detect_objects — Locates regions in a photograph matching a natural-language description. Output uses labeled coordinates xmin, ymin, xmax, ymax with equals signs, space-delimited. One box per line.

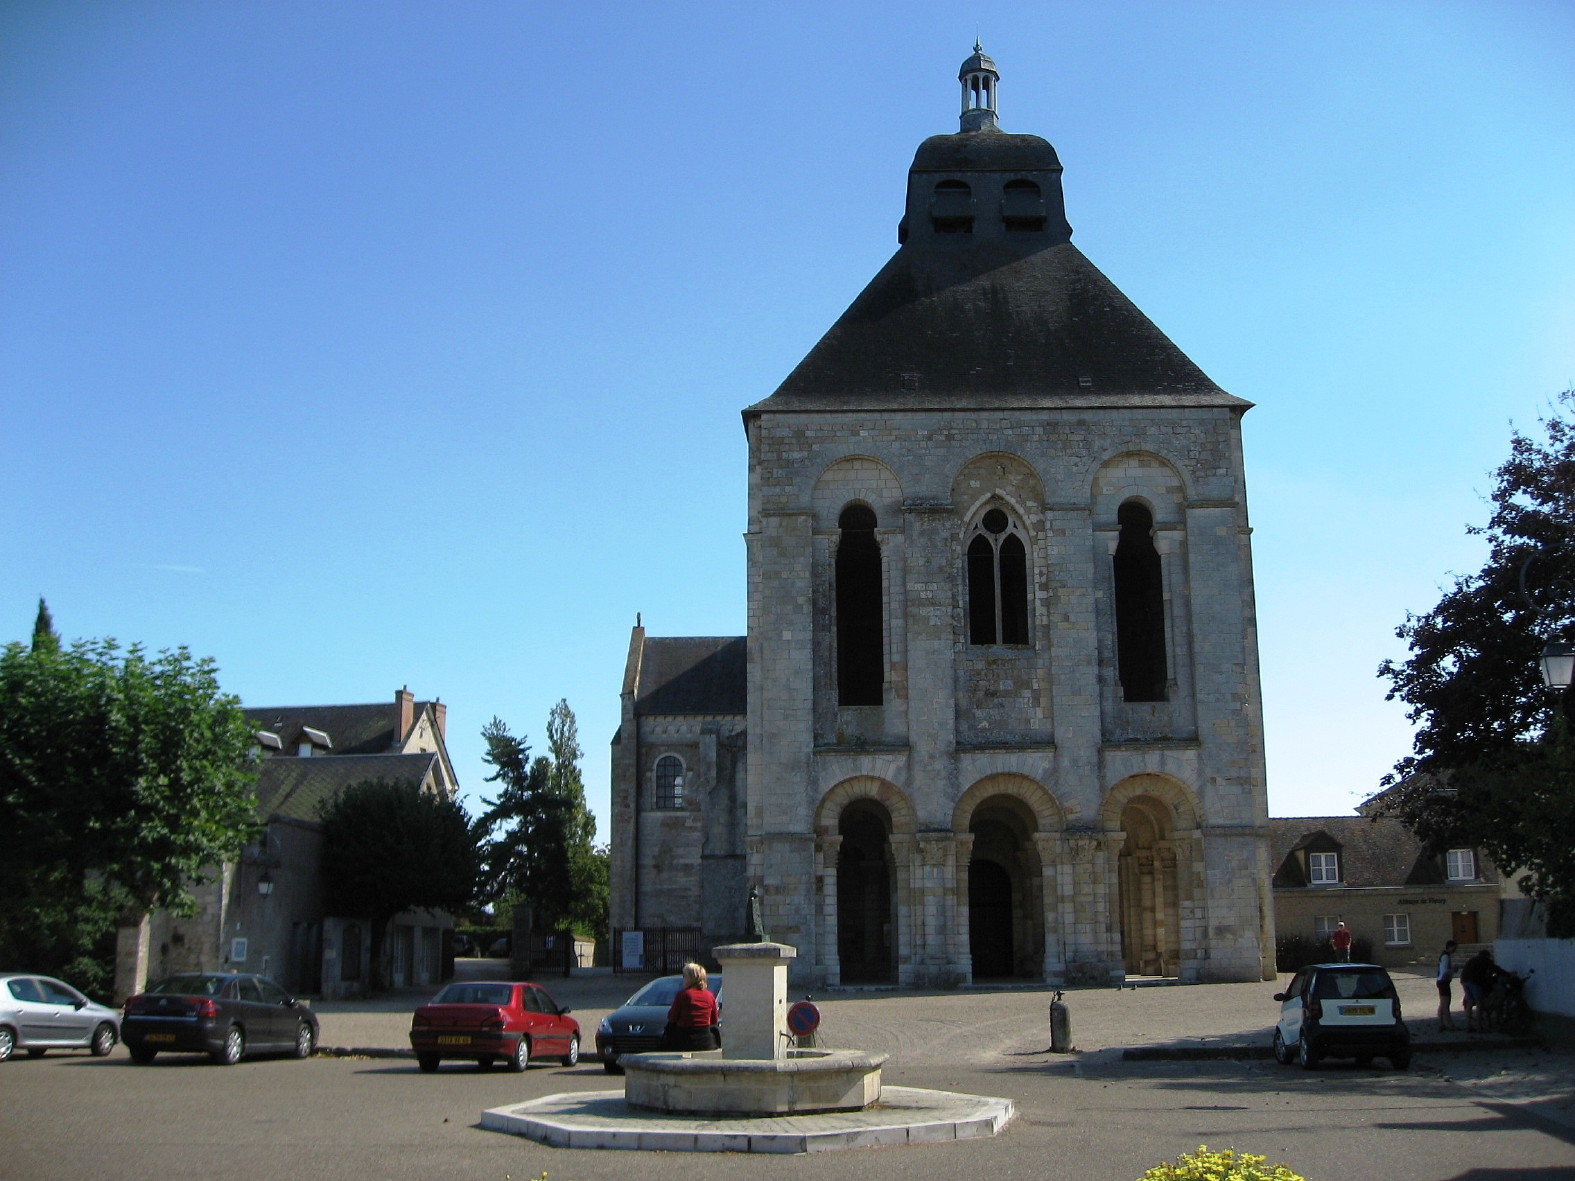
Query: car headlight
xmin=597 ymin=1018 xmax=612 ymax=1035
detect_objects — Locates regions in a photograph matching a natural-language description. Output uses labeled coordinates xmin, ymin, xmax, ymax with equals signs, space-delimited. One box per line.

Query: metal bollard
xmin=1049 ymin=989 xmax=1072 ymax=1053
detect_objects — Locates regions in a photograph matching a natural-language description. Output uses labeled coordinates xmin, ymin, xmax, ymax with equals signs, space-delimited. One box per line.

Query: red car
xmin=409 ymin=980 xmax=579 ymax=1073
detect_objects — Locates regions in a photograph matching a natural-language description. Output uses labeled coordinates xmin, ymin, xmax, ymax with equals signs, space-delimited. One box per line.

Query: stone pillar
xmin=1033 ymin=832 xmax=1065 ymax=982
xmin=113 ymin=915 xmax=152 ymax=1003
xmin=817 ymin=835 xmax=842 ymax=985
xmin=954 ymin=832 xmax=975 ymax=982
xmin=713 ymin=942 xmax=796 ymax=1061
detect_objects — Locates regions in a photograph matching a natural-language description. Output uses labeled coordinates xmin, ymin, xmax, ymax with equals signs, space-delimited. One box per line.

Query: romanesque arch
xmin=1101 ymin=774 xmax=1200 ymax=978
xmin=953 ymin=774 xmax=1060 ymax=980
xmin=815 ymin=777 xmax=915 ymax=985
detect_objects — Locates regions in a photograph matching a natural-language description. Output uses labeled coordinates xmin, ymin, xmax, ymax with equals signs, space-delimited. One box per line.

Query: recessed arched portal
xmin=966 ymin=793 xmax=1044 ymax=980
xmin=1117 ymin=795 xmax=1181 ymax=976
xmin=838 ymin=800 xmax=896 ymax=983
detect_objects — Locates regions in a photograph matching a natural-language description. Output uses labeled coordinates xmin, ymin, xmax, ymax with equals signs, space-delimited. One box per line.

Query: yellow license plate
xmin=1341 ymin=1005 xmax=1376 ymax=1017
xmin=146 ymin=1034 xmax=176 ymax=1042
xmin=436 ymin=1035 xmax=471 ymax=1045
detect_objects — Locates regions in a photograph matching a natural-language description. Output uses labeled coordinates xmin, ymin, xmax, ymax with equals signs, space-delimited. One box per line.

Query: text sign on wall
xmin=621 ymin=930 xmax=645 ymax=970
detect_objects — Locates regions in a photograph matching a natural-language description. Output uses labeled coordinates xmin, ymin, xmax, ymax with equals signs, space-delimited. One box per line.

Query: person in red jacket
xmin=1330 ymin=922 xmax=1353 ymax=962
xmin=661 ymin=962 xmax=720 ymax=1052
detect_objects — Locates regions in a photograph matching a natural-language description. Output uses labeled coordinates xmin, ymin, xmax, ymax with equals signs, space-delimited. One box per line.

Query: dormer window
xmin=1308 ymin=851 xmax=1340 ymax=884
xmin=1445 ymin=848 xmax=1476 ymax=881
xmin=1002 ymin=179 xmax=1046 ymax=232
xmin=296 ymin=726 xmax=331 ymax=758
xmin=931 ymin=180 xmax=974 ymax=234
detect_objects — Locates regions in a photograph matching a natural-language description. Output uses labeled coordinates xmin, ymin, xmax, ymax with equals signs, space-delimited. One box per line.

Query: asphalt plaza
xmin=3 ymin=966 xmax=1574 ymax=1180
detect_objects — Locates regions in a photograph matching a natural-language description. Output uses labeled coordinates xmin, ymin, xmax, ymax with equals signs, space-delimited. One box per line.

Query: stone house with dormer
xmin=114 ymin=688 xmax=461 ymax=1000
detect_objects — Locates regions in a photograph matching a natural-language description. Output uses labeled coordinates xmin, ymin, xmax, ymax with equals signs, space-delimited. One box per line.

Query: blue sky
xmin=3 ymin=2 xmax=1573 ymax=836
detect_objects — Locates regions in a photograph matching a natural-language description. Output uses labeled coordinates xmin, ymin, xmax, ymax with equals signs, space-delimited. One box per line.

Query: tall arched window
xmin=836 ymin=504 xmax=884 ymax=706
xmin=1113 ymin=501 xmax=1166 ymax=701
xmin=967 ymin=507 xmax=1029 ymax=645
xmin=654 ymin=755 xmax=684 ymax=809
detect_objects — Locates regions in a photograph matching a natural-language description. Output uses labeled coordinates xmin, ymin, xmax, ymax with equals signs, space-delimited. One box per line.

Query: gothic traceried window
xmin=967 ymin=507 xmax=1029 ymax=645
xmin=1113 ymin=500 xmax=1167 ymax=701
xmin=836 ymin=504 xmax=884 ymax=706
xmin=654 ymin=754 xmax=684 ymax=809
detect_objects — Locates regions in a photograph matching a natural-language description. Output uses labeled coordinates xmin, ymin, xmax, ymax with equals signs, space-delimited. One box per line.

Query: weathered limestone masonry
xmin=611 ymin=48 xmax=1275 ymax=987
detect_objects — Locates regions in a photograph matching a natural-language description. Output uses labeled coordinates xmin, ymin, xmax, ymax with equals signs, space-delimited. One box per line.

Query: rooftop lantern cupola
xmin=959 ymin=42 xmax=999 ymax=132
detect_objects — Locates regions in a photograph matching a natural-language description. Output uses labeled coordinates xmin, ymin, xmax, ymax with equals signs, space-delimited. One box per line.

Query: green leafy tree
xmin=317 ymin=778 xmax=480 ymax=991
xmin=0 ymin=632 xmax=258 ymax=994
xmin=478 ymin=700 xmax=605 ymax=938
xmin=1378 ymin=389 xmax=1575 ymax=932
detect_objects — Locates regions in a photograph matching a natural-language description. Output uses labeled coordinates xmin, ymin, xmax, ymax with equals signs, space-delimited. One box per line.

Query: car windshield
xmin=432 ymin=983 xmax=513 ymax=1006
xmin=147 ymin=975 xmax=226 ymax=997
xmin=1313 ymin=970 xmax=1396 ymax=1001
xmin=625 ymin=976 xmax=721 ymax=1007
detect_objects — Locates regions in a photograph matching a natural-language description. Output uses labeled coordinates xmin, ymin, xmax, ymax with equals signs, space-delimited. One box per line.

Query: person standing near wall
xmin=1436 ymin=939 xmax=1459 ymax=1032
xmin=1331 ymin=922 xmax=1353 ymax=962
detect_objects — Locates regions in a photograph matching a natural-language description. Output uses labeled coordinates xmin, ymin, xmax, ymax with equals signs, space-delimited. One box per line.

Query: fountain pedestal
xmin=621 ymin=941 xmax=887 ymax=1116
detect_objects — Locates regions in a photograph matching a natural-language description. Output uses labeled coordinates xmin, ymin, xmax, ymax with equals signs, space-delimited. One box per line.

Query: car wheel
xmin=561 ymin=1035 xmax=580 ymax=1068
xmin=91 ymin=1023 xmax=117 ymax=1057
xmin=507 ymin=1035 xmax=530 ymax=1073
xmin=1297 ymin=1031 xmax=1319 ymax=1070
xmin=603 ymin=1059 xmax=623 ymax=1074
xmin=293 ymin=1022 xmax=314 ymax=1059
xmin=1272 ymin=1029 xmax=1291 ymax=1065
xmin=0 ymin=1026 xmax=14 ymax=1062
xmin=26 ymin=1048 xmax=46 ymax=1058
xmin=129 ymin=1045 xmax=156 ymax=1065
xmin=212 ymin=1026 xmax=244 ymax=1066
xmin=1391 ymin=1047 xmax=1412 ymax=1071
xmin=416 ymin=1053 xmax=440 ymax=1073
xmin=476 ymin=1055 xmax=496 ymax=1070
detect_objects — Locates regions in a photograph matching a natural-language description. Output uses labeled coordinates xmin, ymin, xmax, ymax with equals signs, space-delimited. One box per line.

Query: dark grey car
xmin=0 ymin=973 xmax=120 ymax=1062
xmin=593 ymin=974 xmax=721 ymax=1073
xmin=122 ymin=973 xmax=318 ymax=1065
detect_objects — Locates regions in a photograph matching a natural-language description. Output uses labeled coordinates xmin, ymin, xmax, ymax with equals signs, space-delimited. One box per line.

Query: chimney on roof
xmin=396 ymin=686 xmax=414 ymax=746
xmin=431 ymin=698 xmax=446 ymax=739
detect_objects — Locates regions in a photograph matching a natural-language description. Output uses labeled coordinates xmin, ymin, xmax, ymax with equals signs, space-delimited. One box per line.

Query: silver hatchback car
xmin=0 ymin=973 xmax=121 ymax=1061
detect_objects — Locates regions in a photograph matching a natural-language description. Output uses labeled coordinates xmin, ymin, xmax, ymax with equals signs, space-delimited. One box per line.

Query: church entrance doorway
xmin=969 ymin=859 xmax=1014 ymax=977
xmin=837 ymin=801 xmax=895 ymax=983
xmin=966 ymin=795 xmax=1044 ymax=981
xmin=1117 ymin=795 xmax=1181 ymax=977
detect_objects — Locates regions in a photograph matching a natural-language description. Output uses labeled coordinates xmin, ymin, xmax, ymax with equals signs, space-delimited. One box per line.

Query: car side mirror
xmin=559 ymin=1007 xmax=572 ymax=1016
xmin=74 ymin=1000 xmax=87 ymax=1010
xmin=1272 ymin=992 xmax=1286 ymax=1002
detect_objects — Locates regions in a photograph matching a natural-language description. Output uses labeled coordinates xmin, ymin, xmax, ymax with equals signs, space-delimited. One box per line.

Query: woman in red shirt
xmin=661 ymin=962 xmax=720 ymax=1052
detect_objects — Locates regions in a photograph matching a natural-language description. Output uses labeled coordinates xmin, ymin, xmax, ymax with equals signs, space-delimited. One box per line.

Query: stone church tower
xmin=613 ymin=48 xmax=1274 ymax=986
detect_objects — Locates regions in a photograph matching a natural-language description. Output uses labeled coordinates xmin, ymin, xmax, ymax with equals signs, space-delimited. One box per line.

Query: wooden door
xmin=1451 ymin=911 xmax=1479 ymax=944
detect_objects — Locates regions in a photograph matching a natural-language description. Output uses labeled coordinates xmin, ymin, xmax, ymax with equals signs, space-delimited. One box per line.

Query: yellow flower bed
xmin=1140 ymin=1145 xmax=1306 ymax=1181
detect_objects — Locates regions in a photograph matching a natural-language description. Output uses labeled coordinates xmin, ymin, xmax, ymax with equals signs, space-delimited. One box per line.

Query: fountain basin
xmin=622 ymin=1048 xmax=887 ymax=1115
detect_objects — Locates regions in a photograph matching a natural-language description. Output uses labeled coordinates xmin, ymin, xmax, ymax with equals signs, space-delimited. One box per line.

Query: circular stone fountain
xmin=622 ymin=944 xmax=886 ymax=1115
xmin=479 ymin=940 xmax=1012 ymax=1153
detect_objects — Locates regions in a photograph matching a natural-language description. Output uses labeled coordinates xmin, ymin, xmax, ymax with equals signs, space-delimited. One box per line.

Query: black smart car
xmin=122 ymin=973 xmax=319 ymax=1065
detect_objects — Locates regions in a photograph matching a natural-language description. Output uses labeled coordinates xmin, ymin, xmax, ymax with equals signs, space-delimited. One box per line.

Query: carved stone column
xmin=817 ymin=834 xmax=843 ymax=986
xmin=1033 ymin=832 xmax=1064 ymax=982
xmin=954 ymin=832 xmax=976 ymax=982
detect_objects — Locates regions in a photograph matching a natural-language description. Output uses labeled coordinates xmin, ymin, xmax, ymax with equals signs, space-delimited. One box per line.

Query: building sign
xmin=621 ymin=930 xmax=644 ymax=970
xmin=1396 ymin=898 xmax=1448 ymax=906
xmin=230 ymin=937 xmax=248 ymax=963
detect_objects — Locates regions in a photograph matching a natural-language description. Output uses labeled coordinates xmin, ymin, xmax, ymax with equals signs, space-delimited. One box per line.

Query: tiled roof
xmin=244 ymin=704 xmax=397 ymax=754
xmin=635 ymin=637 xmax=747 ymax=716
xmin=255 ymin=753 xmax=439 ymax=823
xmin=1269 ymin=816 xmax=1499 ymax=889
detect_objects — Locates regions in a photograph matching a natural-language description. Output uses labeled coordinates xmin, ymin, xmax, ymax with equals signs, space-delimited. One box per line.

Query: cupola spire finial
xmin=958 ymin=43 xmax=1000 ymax=132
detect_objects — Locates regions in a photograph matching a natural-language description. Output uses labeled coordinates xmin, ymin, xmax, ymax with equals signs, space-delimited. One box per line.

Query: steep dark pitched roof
xmin=243 ymin=703 xmax=415 ymax=755
xmin=634 ymin=637 xmax=746 ymax=716
xmin=1269 ymin=816 xmax=1499 ymax=889
xmin=750 ymin=241 xmax=1241 ymax=414
xmin=255 ymin=752 xmax=439 ymax=824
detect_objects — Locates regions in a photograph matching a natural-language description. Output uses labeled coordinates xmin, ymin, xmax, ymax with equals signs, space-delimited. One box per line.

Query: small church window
xmin=1113 ymin=500 xmax=1167 ymax=701
xmin=654 ymin=755 xmax=684 ymax=809
xmin=931 ymin=180 xmax=974 ymax=235
xmin=836 ymin=504 xmax=884 ymax=706
xmin=966 ymin=507 xmax=1030 ymax=645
